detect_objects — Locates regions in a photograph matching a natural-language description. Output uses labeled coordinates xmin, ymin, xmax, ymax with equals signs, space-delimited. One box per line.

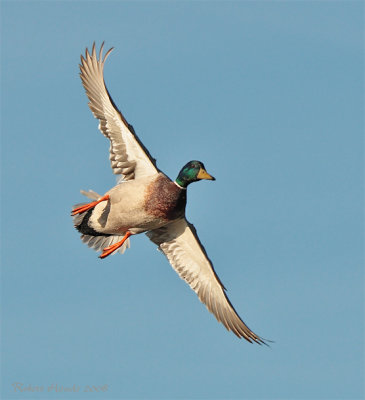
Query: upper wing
xmin=146 ymin=218 xmax=267 ymax=344
xmin=79 ymin=43 xmax=159 ymax=181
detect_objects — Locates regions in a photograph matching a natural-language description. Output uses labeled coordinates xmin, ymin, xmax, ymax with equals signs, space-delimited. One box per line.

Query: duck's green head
xmin=175 ymin=161 xmax=215 ymax=188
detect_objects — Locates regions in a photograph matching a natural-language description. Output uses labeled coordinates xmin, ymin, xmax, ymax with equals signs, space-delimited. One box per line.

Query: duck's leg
xmin=99 ymin=231 xmax=132 ymax=259
xmin=71 ymin=194 xmax=110 ymax=216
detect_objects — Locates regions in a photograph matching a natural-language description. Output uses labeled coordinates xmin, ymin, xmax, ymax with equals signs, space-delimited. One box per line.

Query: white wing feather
xmin=79 ymin=43 xmax=159 ymax=180
xmin=147 ymin=219 xmax=266 ymax=344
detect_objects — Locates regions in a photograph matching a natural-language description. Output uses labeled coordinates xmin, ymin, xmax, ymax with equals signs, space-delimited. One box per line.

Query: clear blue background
xmin=1 ymin=1 xmax=364 ymax=399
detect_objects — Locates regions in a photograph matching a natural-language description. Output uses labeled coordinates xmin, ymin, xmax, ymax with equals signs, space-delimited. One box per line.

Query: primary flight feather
xmin=72 ymin=43 xmax=266 ymax=344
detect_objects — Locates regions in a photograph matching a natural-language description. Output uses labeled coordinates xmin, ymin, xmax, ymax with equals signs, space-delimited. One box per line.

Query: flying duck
xmin=72 ymin=43 xmax=266 ymax=344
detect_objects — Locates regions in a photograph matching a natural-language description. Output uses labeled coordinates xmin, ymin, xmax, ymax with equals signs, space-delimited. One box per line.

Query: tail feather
xmin=81 ymin=232 xmax=130 ymax=255
xmin=80 ymin=189 xmax=101 ymax=200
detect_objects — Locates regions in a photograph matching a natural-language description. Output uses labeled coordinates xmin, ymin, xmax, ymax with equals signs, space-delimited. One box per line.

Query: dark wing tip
xmin=81 ymin=42 xmax=114 ymax=64
xmin=92 ymin=42 xmax=97 ymax=58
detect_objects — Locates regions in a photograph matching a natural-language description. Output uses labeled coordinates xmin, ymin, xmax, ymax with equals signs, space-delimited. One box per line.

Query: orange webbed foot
xmin=71 ymin=194 xmax=110 ymax=216
xmin=99 ymin=231 xmax=132 ymax=259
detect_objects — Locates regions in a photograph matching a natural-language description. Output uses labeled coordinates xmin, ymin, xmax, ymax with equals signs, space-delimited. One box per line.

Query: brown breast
xmin=144 ymin=174 xmax=187 ymax=221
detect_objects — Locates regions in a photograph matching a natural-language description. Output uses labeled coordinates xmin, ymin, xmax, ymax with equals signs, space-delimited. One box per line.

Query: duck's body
xmin=75 ymin=173 xmax=186 ymax=236
xmin=71 ymin=43 xmax=268 ymax=344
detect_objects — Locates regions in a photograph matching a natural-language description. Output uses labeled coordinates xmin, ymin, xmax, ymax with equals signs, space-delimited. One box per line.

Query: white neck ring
xmin=174 ymin=181 xmax=187 ymax=190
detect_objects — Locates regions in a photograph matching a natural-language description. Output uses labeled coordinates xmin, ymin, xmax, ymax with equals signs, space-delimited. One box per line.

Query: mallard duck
xmin=72 ymin=43 xmax=266 ymax=344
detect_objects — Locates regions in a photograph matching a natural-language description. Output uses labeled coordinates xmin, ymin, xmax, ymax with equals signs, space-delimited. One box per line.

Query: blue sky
xmin=1 ymin=1 xmax=364 ymax=399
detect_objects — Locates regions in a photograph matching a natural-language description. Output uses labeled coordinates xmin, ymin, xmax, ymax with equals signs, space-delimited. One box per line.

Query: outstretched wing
xmin=146 ymin=218 xmax=267 ymax=344
xmin=79 ymin=43 xmax=159 ymax=181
